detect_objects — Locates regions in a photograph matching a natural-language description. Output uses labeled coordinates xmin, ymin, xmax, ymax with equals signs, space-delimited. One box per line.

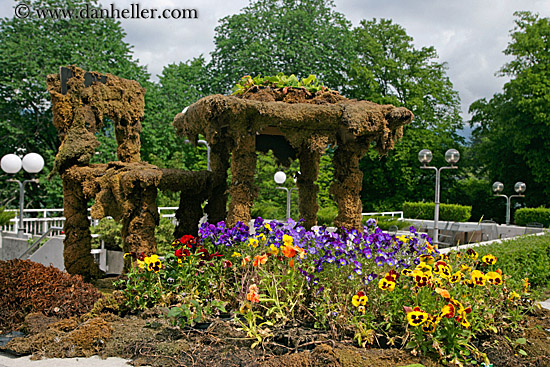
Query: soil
xmin=2 ymin=288 xmax=550 ymax=367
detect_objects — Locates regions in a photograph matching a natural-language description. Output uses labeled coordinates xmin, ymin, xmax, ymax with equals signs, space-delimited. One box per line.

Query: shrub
xmin=0 ymin=206 xmax=15 ymax=226
xmin=475 ymin=233 xmax=550 ymax=291
xmin=403 ymin=201 xmax=471 ymax=222
xmin=0 ymin=259 xmax=103 ymax=333
xmin=90 ymin=217 xmax=122 ymax=250
xmin=514 ymin=207 xmax=550 ymax=227
xmin=317 ymin=206 xmax=338 ymax=226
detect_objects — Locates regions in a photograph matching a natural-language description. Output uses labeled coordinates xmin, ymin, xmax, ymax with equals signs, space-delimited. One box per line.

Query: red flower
xmin=180 ymin=235 xmax=197 ymax=248
xmin=223 ymin=260 xmax=233 ymax=268
xmin=175 ymin=248 xmax=190 ymax=258
xmin=138 ymin=252 xmax=146 ymax=261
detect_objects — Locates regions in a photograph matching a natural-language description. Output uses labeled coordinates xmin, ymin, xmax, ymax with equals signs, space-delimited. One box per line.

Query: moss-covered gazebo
xmin=173 ymin=88 xmax=413 ymax=230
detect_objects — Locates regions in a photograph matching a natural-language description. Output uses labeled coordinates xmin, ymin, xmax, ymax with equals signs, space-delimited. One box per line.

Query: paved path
xmin=0 ymin=353 xmax=133 ymax=366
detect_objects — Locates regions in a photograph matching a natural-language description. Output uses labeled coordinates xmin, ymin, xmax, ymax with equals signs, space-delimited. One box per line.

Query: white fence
xmin=1 ymin=207 xmax=179 ymax=237
xmin=361 ymin=211 xmax=404 ymax=219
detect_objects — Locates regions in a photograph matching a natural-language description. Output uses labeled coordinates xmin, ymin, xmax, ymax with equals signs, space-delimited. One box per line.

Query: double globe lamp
xmin=1 ymin=153 xmax=45 ymax=237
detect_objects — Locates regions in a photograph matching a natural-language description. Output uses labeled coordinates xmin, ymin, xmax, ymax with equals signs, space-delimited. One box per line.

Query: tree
xmin=208 ymin=0 xmax=354 ymax=93
xmin=469 ymin=11 xmax=550 ymax=209
xmin=0 ymin=0 xmax=148 ymax=209
xmin=347 ymin=19 xmax=463 ymax=211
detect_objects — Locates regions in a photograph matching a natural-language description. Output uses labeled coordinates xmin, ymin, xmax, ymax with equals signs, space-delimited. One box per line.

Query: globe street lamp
xmin=1 ymin=153 xmax=44 ymax=237
xmin=492 ymin=181 xmax=526 ymax=225
xmin=418 ymin=149 xmax=460 ymax=245
xmin=274 ymin=171 xmax=298 ymax=220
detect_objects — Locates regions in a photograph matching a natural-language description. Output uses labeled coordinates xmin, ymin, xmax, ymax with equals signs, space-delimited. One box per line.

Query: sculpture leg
xmin=297 ymin=147 xmax=321 ymax=229
xmin=227 ymin=135 xmax=257 ymax=227
xmin=62 ymin=173 xmax=101 ymax=280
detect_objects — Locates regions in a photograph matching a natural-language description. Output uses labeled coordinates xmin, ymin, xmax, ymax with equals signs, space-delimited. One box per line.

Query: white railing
xmin=362 ymin=211 xmax=404 ymax=220
xmin=1 ymin=207 xmax=179 ymax=237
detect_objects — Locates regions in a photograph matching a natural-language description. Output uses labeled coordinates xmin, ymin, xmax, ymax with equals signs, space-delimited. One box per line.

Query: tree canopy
xmin=0 ymin=0 xmax=148 ymax=208
xmin=208 ymin=0 xmax=354 ymax=93
xmin=469 ymin=11 xmax=550 ymax=208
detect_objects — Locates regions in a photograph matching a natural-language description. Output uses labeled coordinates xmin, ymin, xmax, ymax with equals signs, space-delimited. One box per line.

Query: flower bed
xmin=117 ymin=218 xmax=536 ymax=366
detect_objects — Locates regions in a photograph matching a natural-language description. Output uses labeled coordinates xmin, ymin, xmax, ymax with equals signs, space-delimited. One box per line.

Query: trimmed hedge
xmin=515 ymin=207 xmax=550 ymax=228
xmin=403 ymin=201 xmax=471 ymax=222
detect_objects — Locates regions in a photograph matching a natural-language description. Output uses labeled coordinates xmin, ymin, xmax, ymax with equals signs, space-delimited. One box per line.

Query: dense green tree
xmin=0 ymin=0 xmax=149 ymax=209
xmin=469 ymin=11 xmax=550 ymax=210
xmin=347 ymin=19 xmax=463 ymax=211
xmin=208 ymin=0 xmax=354 ymax=93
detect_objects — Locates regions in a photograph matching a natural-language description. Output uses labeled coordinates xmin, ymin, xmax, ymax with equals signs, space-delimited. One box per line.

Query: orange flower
xmin=435 ymin=287 xmax=451 ymax=300
xmin=253 ymin=254 xmax=268 ymax=267
xmin=282 ymin=245 xmax=296 ymax=258
xmin=289 ymin=259 xmax=295 ymax=268
xmin=241 ymin=256 xmax=251 ymax=267
xmin=246 ymin=284 xmax=260 ymax=303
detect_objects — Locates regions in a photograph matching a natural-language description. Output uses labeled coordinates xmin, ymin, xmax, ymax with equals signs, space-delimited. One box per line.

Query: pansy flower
xmin=352 ymin=291 xmax=368 ymax=307
xmin=449 ymin=271 xmax=464 ymax=284
xmin=415 ymin=261 xmax=432 ymax=276
xmin=145 ymin=254 xmax=162 ymax=273
xmin=246 ymin=284 xmax=260 ymax=303
xmin=241 ymin=256 xmax=251 ymax=267
xmin=419 ymin=254 xmax=435 ymax=265
xmin=508 ymin=291 xmax=520 ymax=301
xmin=378 ymin=278 xmax=396 ymax=291
xmin=482 ymin=254 xmax=497 ymax=265
xmin=413 ymin=269 xmax=430 ymax=287
xmin=384 ymin=269 xmax=400 ymax=283
xmin=460 ymin=264 xmax=472 ymax=273
xmin=454 ymin=307 xmax=472 ymax=328
xmin=440 ymin=303 xmax=455 ymax=318
xmin=435 ymin=287 xmax=451 ymax=300
xmin=471 ymin=270 xmax=486 ymax=286
xmin=422 ymin=314 xmax=438 ymax=333
xmin=248 ymin=238 xmax=259 ymax=248
xmin=170 ymin=239 xmax=182 ymax=248
xmin=253 ymin=254 xmax=268 ymax=267
xmin=282 ymin=244 xmax=296 ymax=258
xmin=406 ymin=306 xmax=429 ymax=326
xmin=401 ymin=268 xmax=413 ymax=276
xmin=466 ymin=248 xmax=478 ymax=260
xmin=486 ymin=271 xmax=503 ymax=286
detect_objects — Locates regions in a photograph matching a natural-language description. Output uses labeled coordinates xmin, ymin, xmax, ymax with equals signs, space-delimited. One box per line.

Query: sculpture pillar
xmin=227 ymin=135 xmax=257 ymax=226
xmin=62 ymin=170 xmax=100 ymax=280
xmin=297 ymin=147 xmax=321 ymax=229
xmin=331 ymin=142 xmax=368 ymax=229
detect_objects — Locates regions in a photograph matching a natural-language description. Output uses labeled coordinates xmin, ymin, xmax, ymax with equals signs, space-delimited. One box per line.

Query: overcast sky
xmin=1 ymin=0 xmax=549 ymax=123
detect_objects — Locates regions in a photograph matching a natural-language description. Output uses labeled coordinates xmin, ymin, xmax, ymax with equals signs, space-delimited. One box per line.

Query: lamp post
xmin=1 ymin=153 xmax=44 ymax=237
xmin=418 ymin=149 xmax=460 ymax=244
xmin=274 ymin=171 xmax=298 ymax=220
xmin=492 ymin=181 xmax=525 ymax=225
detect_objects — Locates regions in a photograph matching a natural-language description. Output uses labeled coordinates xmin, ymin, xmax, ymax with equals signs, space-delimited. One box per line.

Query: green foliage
xmin=90 ymin=218 xmax=122 ymax=250
xmin=208 ymin=0 xmax=353 ymax=93
xmin=142 ymin=57 xmax=210 ymax=169
xmin=0 ymin=207 xmax=16 ymax=227
xmin=89 ymin=216 xmax=176 ymax=254
xmin=469 ymin=11 xmax=550 ymax=209
xmin=0 ymin=0 xmax=149 ymax=209
xmin=403 ymin=202 xmax=471 ymax=222
xmin=514 ymin=207 xmax=550 ymax=227
xmin=475 ymin=233 xmax=550 ymax=290
xmin=316 ymin=206 xmax=338 ymax=226
xmin=349 ymin=19 xmax=462 ymax=213
xmin=232 ymin=73 xmax=330 ymax=95
xmin=155 ymin=217 xmax=176 ymax=256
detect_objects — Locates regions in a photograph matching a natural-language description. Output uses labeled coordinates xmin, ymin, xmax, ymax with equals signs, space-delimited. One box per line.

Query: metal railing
xmin=361 ymin=211 xmax=404 ymax=219
xmin=1 ymin=207 xmax=179 ymax=237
